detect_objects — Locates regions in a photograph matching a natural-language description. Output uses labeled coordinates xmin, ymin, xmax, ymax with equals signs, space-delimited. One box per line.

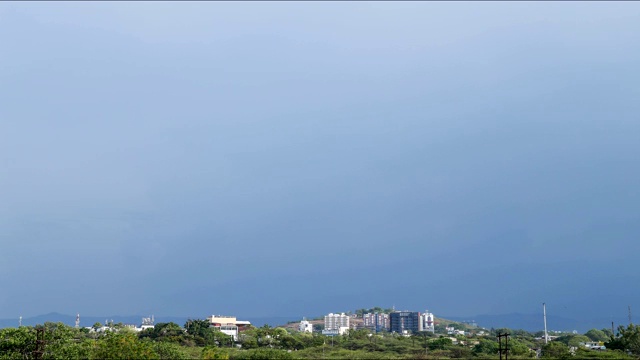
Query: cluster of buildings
xmin=387 ymin=310 xmax=435 ymax=335
xmin=302 ymin=309 xmax=436 ymax=336
xmin=82 ymin=313 xmax=253 ymax=341
xmin=86 ymin=315 xmax=156 ymax=333
xmin=80 ymin=308 xmax=437 ymax=338
xmin=362 ymin=310 xmax=436 ymax=334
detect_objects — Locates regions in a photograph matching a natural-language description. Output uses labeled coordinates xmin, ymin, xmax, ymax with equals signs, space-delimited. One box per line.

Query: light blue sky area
xmin=1 ymin=2 xmax=639 ymax=322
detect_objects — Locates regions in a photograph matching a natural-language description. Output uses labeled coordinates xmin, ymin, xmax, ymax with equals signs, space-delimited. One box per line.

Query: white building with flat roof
xmin=421 ymin=311 xmax=435 ymax=333
xmin=299 ymin=319 xmax=313 ymax=333
xmin=207 ymin=314 xmax=251 ymax=332
xmin=324 ymin=313 xmax=349 ymax=331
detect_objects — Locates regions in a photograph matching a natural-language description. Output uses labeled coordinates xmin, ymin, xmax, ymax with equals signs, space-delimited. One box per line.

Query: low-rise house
xmin=207 ymin=315 xmax=252 ymax=340
xmin=299 ymin=319 xmax=313 ymax=333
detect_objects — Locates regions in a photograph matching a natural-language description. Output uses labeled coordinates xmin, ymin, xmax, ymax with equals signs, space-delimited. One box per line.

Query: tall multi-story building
xmin=324 ymin=313 xmax=349 ymax=330
xmin=363 ymin=313 xmax=390 ymax=333
xmin=390 ymin=311 xmax=421 ymax=334
xmin=420 ymin=311 xmax=435 ymax=333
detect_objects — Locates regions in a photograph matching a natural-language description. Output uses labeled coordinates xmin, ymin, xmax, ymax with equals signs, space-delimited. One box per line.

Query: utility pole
xmin=629 ymin=305 xmax=633 ymax=325
xmin=543 ymin=303 xmax=549 ymax=344
xmin=33 ymin=327 xmax=45 ymax=360
xmin=498 ymin=332 xmax=509 ymax=360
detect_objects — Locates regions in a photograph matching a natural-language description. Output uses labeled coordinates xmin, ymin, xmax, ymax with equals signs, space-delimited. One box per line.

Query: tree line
xmin=1 ymin=319 xmax=639 ymax=359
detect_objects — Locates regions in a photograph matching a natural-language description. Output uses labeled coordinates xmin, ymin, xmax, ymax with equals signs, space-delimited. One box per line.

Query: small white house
xmin=299 ymin=319 xmax=313 ymax=333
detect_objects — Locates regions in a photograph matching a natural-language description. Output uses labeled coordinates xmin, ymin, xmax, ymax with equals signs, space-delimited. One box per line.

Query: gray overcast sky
xmin=1 ymin=2 xmax=639 ymax=321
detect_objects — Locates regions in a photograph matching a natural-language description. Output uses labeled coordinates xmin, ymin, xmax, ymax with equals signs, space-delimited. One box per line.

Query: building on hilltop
xmin=421 ymin=310 xmax=435 ymax=333
xmin=299 ymin=318 xmax=313 ymax=333
xmin=390 ymin=311 xmax=421 ymax=334
xmin=324 ymin=312 xmax=349 ymax=330
xmin=363 ymin=313 xmax=390 ymax=333
xmin=322 ymin=313 xmax=350 ymax=336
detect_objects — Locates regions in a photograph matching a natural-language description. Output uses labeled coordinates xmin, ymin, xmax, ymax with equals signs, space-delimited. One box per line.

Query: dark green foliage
xmin=554 ymin=333 xmax=591 ymax=347
xmin=230 ymin=348 xmax=294 ymax=359
xmin=0 ymin=326 xmax=37 ymax=359
xmin=184 ymin=319 xmax=211 ymax=338
xmin=506 ymin=338 xmax=534 ymax=357
xmin=585 ymin=328 xmax=608 ymax=342
xmin=2 ymin=320 xmax=630 ymax=359
xmin=427 ymin=336 xmax=452 ymax=350
xmin=473 ymin=338 xmax=499 ymax=356
xmin=606 ymin=324 xmax=640 ymax=355
xmin=541 ymin=341 xmax=571 ymax=359
xmin=153 ymin=341 xmax=190 ymax=359
xmin=355 ymin=307 xmax=395 ymax=317
xmin=92 ymin=332 xmax=158 ymax=359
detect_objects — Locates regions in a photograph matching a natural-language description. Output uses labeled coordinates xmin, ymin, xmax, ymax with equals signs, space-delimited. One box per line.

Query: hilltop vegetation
xmin=0 ymin=320 xmax=637 ymax=359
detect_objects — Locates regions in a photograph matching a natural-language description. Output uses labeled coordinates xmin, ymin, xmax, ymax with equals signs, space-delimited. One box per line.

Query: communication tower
xmin=543 ymin=303 xmax=548 ymax=344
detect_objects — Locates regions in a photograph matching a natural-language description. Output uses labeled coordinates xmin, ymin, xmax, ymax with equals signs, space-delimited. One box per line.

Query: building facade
xmin=389 ymin=311 xmax=421 ymax=334
xmin=324 ymin=313 xmax=349 ymax=330
xmin=363 ymin=313 xmax=390 ymax=332
xmin=299 ymin=319 xmax=313 ymax=333
xmin=420 ymin=311 xmax=435 ymax=333
xmin=207 ymin=314 xmax=252 ymax=338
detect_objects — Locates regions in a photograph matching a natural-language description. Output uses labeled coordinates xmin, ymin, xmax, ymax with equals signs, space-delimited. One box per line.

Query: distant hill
xmin=445 ymin=313 xmax=628 ymax=333
xmin=278 ymin=313 xmax=625 ymax=334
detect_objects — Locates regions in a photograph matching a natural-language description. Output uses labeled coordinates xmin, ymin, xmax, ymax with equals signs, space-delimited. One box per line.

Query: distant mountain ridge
xmin=444 ymin=313 xmax=628 ymax=333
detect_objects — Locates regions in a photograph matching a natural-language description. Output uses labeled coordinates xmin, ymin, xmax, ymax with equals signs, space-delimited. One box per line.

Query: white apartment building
xmin=324 ymin=313 xmax=350 ymax=330
xmin=420 ymin=311 xmax=435 ymax=333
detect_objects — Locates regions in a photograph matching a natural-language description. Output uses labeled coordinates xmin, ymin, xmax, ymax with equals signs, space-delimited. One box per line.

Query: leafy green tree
xmin=201 ymin=346 xmax=229 ymax=359
xmin=601 ymin=327 xmax=614 ymax=338
xmin=153 ymin=341 xmax=190 ymax=360
xmin=139 ymin=322 xmax=185 ymax=344
xmin=585 ymin=328 xmax=608 ymax=342
xmin=39 ymin=322 xmax=93 ymax=360
xmin=427 ymin=337 xmax=452 ymax=350
xmin=606 ymin=324 xmax=640 ymax=355
xmin=184 ymin=319 xmax=211 ymax=337
xmin=507 ymin=338 xmax=534 ymax=357
xmin=93 ymin=332 xmax=158 ymax=359
xmin=541 ymin=341 xmax=571 ymax=359
xmin=0 ymin=326 xmax=36 ymax=359
xmin=449 ymin=345 xmax=472 ymax=358
xmin=473 ymin=338 xmax=499 ymax=356
xmin=555 ymin=334 xmax=591 ymax=347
